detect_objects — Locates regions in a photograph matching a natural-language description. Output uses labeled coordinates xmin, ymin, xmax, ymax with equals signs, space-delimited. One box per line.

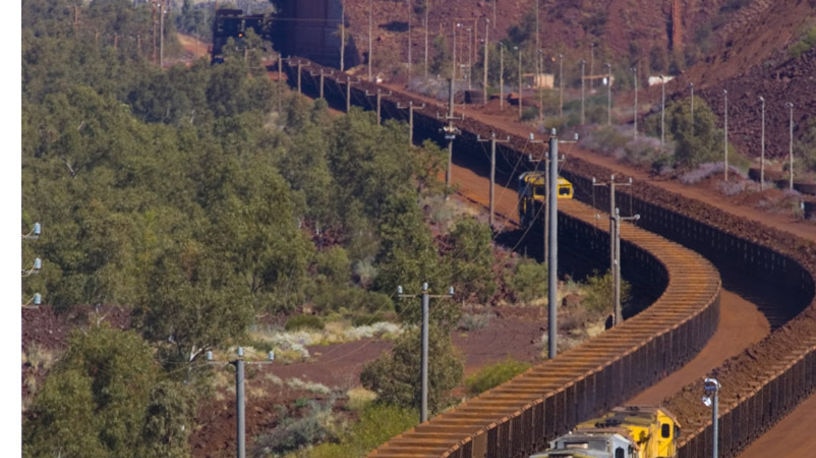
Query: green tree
xmin=669 ymin=98 xmax=724 ymax=168
xmin=445 ymin=216 xmax=496 ymax=303
xmin=138 ymin=244 xmax=255 ymax=364
xmin=373 ymin=191 xmax=441 ymax=300
xmin=140 ymin=381 xmax=196 ymax=458
xmin=24 ymin=326 xmax=162 ymax=457
xmin=360 ymin=325 xmax=463 ymax=413
xmin=505 ymin=257 xmax=549 ymax=303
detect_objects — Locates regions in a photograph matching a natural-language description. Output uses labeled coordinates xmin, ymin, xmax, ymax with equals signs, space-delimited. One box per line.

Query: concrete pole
xmin=479 ymin=133 xmax=509 ymax=228
xmin=661 ymin=75 xmax=666 ymax=147
xmin=606 ymin=63 xmax=612 ymax=125
xmin=711 ymin=386 xmax=719 ymax=458
xmin=421 ymin=282 xmax=429 ymax=423
xmin=452 ymin=23 xmax=458 ymax=93
xmin=447 ymin=78 xmax=455 ymax=189
xmin=368 ymin=0 xmax=373 ymax=81
xmin=517 ymin=46 xmax=522 ymax=120
xmin=760 ymin=96 xmax=765 ymax=190
xmin=499 ymin=45 xmax=504 ymax=110
xmin=235 ymin=353 xmax=246 ymax=458
xmin=424 ymin=0 xmax=429 ymax=81
xmin=466 ymin=27 xmax=472 ymax=90
xmin=559 ymin=54 xmax=564 ymax=119
xmin=346 ymin=78 xmax=352 ymax=112
xmin=632 ymin=67 xmax=638 ymax=139
xmin=613 ymin=208 xmax=622 ymax=325
xmin=297 ymin=61 xmax=302 ymax=94
xmin=159 ymin=0 xmax=165 ymax=68
xmin=483 ymin=18 xmax=489 ymax=105
xmin=548 ymin=130 xmax=559 ymax=359
xmin=690 ymin=82 xmax=694 ymax=137
xmin=319 ymin=70 xmax=325 ymax=99
xmin=788 ymin=102 xmax=794 ymax=190
xmin=489 ymin=133 xmax=496 ymax=228
xmin=724 ymin=89 xmax=729 ymax=181
xmin=407 ymin=0 xmax=411 ymax=83
xmin=340 ymin=1 xmax=345 ymax=71
xmin=580 ymin=59 xmax=586 ymax=124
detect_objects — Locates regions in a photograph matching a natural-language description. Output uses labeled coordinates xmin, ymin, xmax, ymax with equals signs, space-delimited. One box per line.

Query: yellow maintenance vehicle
xmin=530 ymin=406 xmax=681 ymax=458
xmin=517 ymin=170 xmax=574 ymax=229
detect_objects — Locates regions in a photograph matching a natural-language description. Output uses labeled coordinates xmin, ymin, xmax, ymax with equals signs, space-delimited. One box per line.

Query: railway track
xmin=278 ymin=59 xmax=816 ymax=458
xmin=369 ymin=198 xmax=722 ymax=457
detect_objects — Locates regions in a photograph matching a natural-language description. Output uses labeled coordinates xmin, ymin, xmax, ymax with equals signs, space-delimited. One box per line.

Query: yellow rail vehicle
xmin=531 ymin=406 xmax=680 ymax=458
xmin=517 ymin=171 xmax=574 ymax=229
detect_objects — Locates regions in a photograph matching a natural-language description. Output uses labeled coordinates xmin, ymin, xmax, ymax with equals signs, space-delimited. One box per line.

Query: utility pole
xmin=759 ymin=96 xmax=765 ymax=190
xmin=499 ymin=43 xmax=504 ymax=110
xmin=466 ymin=26 xmax=472 ymax=90
xmin=368 ymin=0 xmax=373 ymax=81
xmin=159 ymin=0 xmax=165 ymax=67
xmin=397 ymin=283 xmax=454 ymax=423
xmin=605 ymin=63 xmax=612 ymax=125
xmin=452 ymin=22 xmax=459 ymax=93
xmin=702 ymin=377 xmax=721 ymax=458
xmin=537 ymin=50 xmax=544 ymax=122
xmin=660 ymin=75 xmax=666 ymax=147
xmin=724 ymin=89 xmax=729 ymax=181
xmin=515 ymin=46 xmax=522 ymax=120
xmin=344 ymin=77 xmax=356 ymax=112
xmin=340 ymin=1 xmax=345 ymax=71
xmin=478 ymin=132 xmax=510 ymax=229
xmin=397 ymin=101 xmax=425 ymax=147
xmin=483 ymin=18 xmax=489 ymax=105
xmin=528 ymin=134 xmax=564 ymax=261
xmin=295 ymin=59 xmax=305 ymax=95
xmin=547 ymin=130 xmax=559 ymax=359
xmin=207 ymin=348 xmax=275 ymax=458
xmin=689 ymin=82 xmax=694 ymax=137
xmin=315 ymin=68 xmax=334 ymax=100
xmin=440 ymin=83 xmax=463 ymax=191
xmin=788 ymin=102 xmax=794 ymax=190
xmin=593 ymin=175 xmax=638 ymax=326
xmin=632 ymin=66 xmax=638 ymax=139
xmin=559 ymin=53 xmax=564 ymax=119
xmin=366 ymin=88 xmax=391 ymax=125
xmin=407 ymin=0 xmax=412 ymax=83
xmin=580 ymin=59 xmax=586 ymax=124
xmin=424 ymin=0 xmax=429 ymax=81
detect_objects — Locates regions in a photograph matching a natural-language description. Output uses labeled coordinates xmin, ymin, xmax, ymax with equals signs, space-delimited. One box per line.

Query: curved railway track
xmin=370 ymin=198 xmax=722 ymax=457
xmin=278 ymin=59 xmax=816 ymax=458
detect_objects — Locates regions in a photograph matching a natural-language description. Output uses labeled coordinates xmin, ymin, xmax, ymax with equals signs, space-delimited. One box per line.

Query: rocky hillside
xmin=339 ymin=0 xmax=816 ymax=159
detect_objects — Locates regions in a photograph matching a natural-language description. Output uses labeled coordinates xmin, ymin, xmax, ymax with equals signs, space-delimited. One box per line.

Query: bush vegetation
xmin=464 ymin=359 xmax=532 ymax=396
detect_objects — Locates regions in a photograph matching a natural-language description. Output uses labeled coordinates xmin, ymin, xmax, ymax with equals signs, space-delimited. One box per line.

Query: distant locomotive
xmin=211 ymin=8 xmax=274 ymax=63
xmin=517 ymin=170 xmax=574 ymax=229
xmin=531 ymin=406 xmax=680 ymax=458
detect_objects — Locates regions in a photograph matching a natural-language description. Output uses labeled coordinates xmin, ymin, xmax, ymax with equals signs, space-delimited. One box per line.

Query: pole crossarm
xmin=397 ymin=101 xmax=426 ymax=147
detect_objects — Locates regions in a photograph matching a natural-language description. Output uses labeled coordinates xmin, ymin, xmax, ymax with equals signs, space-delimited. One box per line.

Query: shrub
xmin=308 ymin=403 xmax=418 ymax=458
xmin=457 ymin=312 xmax=492 ymax=331
xmin=285 ymin=314 xmax=325 ymax=332
xmin=464 ymin=359 xmax=531 ymax=396
xmin=505 ymin=257 xmax=548 ymax=303
xmin=252 ymin=400 xmax=336 ymax=456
